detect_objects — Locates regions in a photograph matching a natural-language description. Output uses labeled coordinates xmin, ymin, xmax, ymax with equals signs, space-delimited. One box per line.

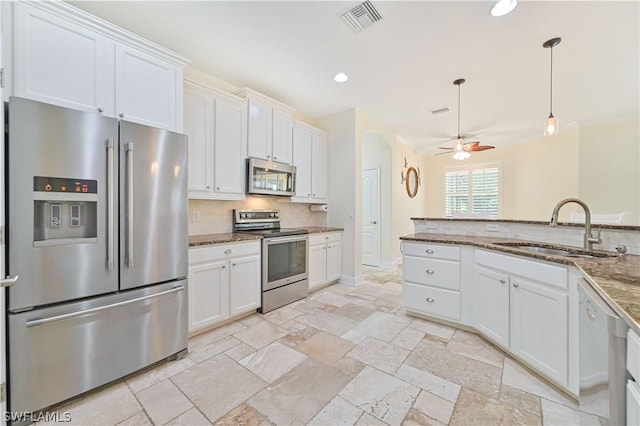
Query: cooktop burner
xmin=232 ymin=209 xmax=308 ymax=237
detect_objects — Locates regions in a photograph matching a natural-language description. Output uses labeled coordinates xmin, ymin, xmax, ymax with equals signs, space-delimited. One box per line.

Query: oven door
xmin=263 ymin=235 xmax=308 ymax=291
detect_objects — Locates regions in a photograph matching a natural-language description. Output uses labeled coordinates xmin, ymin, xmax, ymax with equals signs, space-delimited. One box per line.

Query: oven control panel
xmin=234 ymin=209 xmax=280 ymax=223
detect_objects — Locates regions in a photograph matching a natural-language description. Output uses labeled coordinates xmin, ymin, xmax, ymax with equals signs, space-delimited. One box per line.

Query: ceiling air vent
xmin=341 ymin=1 xmax=383 ymax=33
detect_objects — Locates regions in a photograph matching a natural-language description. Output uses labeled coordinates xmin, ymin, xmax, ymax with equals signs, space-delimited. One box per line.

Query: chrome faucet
xmin=549 ymin=198 xmax=602 ymax=251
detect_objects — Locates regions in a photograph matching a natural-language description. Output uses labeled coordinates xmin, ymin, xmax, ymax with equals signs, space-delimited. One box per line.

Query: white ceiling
xmin=70 ymin=1 xmax=639 ymax=154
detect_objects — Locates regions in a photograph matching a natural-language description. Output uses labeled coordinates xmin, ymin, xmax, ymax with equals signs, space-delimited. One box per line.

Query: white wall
xmin=578 ymin=119 xmax=640 ymax=225
xmin=316 ymin=109 xmax=360 ymax=284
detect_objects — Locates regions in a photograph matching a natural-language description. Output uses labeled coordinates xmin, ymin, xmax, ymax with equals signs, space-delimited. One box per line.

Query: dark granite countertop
xmin=189 ymin=233 xmax=262 ymax=247
xmin=400 ymin=233 xmax=640 ymax=333
xmin=410 ymin=217 xmax=640 ymax=231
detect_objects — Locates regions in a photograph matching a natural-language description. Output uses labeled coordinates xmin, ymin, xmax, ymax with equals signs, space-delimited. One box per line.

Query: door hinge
xmin=1 ymin=382 xmax=6 ymax=403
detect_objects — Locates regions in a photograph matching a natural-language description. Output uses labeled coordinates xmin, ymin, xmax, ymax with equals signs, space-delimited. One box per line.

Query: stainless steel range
xmin=234 ymin=209 xmax=308 ymax=313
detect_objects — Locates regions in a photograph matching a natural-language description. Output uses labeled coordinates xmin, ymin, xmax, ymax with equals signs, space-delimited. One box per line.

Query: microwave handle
xmin=289 ymin=171 xmax=296 ymax=193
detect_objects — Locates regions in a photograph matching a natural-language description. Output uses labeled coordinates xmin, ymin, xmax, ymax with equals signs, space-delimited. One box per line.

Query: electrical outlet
xmin=486 ymin=223 xmax=500 ymax=232
xmin=192 ymin=210 xmax=201 ymax=222
xmin=425 ymin=222 xmax=438 ymax=229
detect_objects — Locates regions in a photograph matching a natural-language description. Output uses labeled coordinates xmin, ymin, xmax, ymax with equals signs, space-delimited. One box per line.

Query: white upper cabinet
xmin=292 ymin=122 xmax=328 ymax=203
xmin=14 ymin=3 xmax=110 ymax=114
xmin=184 ymin=79 xmax=246 ymax=200
xmin=236 ymin=88 xmax=295 ymax=164
xmin=10 ymin=1 xmax=189 ymax=132
xmin=114 ymin=44 xmax=178 ymax=130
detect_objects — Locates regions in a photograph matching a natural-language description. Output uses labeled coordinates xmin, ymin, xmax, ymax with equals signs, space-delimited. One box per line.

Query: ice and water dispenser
xmin=33 ymin=176 xmax=98 ymax=246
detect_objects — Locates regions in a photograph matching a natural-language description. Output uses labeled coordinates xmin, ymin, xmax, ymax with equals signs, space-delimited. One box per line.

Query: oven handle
xmin=264 ymin=236 xmax=308 ymax=245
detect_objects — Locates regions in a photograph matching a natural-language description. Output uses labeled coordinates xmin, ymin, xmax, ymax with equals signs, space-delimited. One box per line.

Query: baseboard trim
xmin=339 ymin=274 xmax=364 ymax=286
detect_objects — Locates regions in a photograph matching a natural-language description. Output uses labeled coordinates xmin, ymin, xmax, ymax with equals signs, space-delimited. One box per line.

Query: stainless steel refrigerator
xmin=5 ymin=97 xmax=188 ymax=414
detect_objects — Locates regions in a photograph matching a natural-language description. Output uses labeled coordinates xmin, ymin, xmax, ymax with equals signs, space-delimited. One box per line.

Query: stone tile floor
xmin=41 ymin=266 xmax=603 ymax=425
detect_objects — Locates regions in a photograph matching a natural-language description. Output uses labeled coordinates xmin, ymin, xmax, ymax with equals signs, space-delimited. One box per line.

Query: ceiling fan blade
xmin=435 ymin=151 xmax=453 ymax=156
xmin=471 ymin=145 xmax=495 ymax=151
xmin=438 ymin=146 xmax=454 ymax=150
xmin=463 ymin=141 xmax=480 ymax=146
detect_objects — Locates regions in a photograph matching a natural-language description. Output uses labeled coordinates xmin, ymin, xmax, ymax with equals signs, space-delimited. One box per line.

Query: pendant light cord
xmin=549 ymin=46 xmax=554 ymax=115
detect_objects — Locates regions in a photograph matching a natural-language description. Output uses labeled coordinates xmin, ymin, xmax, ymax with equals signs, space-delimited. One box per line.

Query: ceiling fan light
xmin=545 ymin=114 xmax=559 ymax=136
xmin=490 ymin=0 xmax=517 ymax=17
xmin=452 ymin=139 xmax=471 ymax=160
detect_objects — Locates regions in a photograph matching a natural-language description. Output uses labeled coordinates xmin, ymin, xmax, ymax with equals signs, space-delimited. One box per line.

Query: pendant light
xmin=452 ymin=78 xmax=471 ymax=160
xmin=543 ymin=37 xmax=561 ymax=136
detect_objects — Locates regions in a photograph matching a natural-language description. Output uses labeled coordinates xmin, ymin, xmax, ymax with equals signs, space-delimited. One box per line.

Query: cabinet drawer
xmin=403 ymin=283 xmax=461 ymax=321
xmin=309 ymin=232 xmax=341 ymax=245
xmin=629 ymin=329 xmax=640 ymax=381
xmin=403 ymin=256 xmax=460 ymax=290
xmin=402 ymin=242 xmax=460 ymax=260
xmin=189 ymin=241 xmax=260 ymax=264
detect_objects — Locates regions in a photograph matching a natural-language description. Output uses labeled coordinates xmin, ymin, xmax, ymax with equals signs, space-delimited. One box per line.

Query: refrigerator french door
xmin=5 ymin=97 xmax=188 ymax=414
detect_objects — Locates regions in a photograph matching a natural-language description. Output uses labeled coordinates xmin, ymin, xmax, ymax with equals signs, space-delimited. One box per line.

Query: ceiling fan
xmin=436 ymin=78 xmax=495 ymax=159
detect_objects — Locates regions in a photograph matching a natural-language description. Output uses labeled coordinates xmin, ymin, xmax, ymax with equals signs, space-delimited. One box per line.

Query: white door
xmin=214 ymin=97 xmax=245 ymax=196
xmin=115 ymin=44 xmax=177 ymax=130
xmin=187 ymin=260 xmax=228 ymax=334
xmin=292 ymin=125 xmax=312 ymax=198
xmin=474 ymin=266 xmax=510 ymax=350
xmin=510 ymin=276 xmax=568 ymax=385
xmin=228 ymin=254 xmax=261 ymax=316
xmin=271 ymin=106 xmax=292 ymax=164
xmin=14 ymin=2 xmax=110 ymax=114
xmin=184 ymin=84 xmax=213 ymax=196
xmin=361 ymin=168 xmax=380 ymax=266
xmin=308 ymin=243 xmax=327 ymax=290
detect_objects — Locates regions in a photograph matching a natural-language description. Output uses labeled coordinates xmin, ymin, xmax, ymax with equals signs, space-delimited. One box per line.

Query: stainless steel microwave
xmin=247 ymin=157 xmax=296 ymax=196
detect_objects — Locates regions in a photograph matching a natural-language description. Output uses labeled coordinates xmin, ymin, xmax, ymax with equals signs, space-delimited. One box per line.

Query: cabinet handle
xmin=325 ymin=236 xmax=329 ymax=240
xmin=224 ymin=249 xmax=232 ymax=254
xmin=308 ymin=193 xmax=311 ymax=196
xmin=222 ymin=265 xmax=226 ymax=269
xmin=425 ymin=249 xmax=434 ymax=254
xmin=426 ymin=297 xmax=435 ymax=303
xmin=232 ymin=263 xmax=236 ymax=267
xmin=312 ymin=194 xmax=316 ymax=197
xmin=267 ymin=155 xmax=270 ymax=159
xmin=500 ymin=279 xmax=506 ymax=284
xmin=274 ymin=156 xmax=277 ymax=160
xmin=425 ymin=269 xmax=435 ymax=275
xmin=1 ymin=275 xmax=19 ymax=287
xmin=206 ymin=186 xmax=211 ymax=189
xmin=216 ymin=187 xmax=220 ymax=190
xmin=323 ymin=246 xmax=327 ymax=250
xmin=513 ymin=283 xmax=519 ymax=288
xmin=119 ymin=113 xmax=124 ymax=118
xmin=98 ymin=107 xmax=104 ymax=113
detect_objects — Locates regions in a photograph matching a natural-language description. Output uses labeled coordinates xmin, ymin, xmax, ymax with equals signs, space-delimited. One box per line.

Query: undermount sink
xmin=493 ymin=242 xmax=615 ymax=259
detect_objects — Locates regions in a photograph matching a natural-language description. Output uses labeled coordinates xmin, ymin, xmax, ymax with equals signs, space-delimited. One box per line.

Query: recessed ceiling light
xmin=490 ymin=0 xmax=517 ymax=17
xmin=333 ymin=72 xmax=349 ymax=83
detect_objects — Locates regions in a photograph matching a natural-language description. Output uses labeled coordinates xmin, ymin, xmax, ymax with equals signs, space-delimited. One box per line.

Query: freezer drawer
xmin=8 ymin=281 xmax=187 ymax=413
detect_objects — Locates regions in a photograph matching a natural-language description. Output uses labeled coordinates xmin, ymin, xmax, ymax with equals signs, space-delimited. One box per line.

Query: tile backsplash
xmin=413 ymin=219 xmax=640 ymax=255
xmin=188 ymin=197 xmax=327 ymax=235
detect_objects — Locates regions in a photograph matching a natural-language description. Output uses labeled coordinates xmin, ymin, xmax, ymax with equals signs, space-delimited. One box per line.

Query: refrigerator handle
xmin=126 ymin=142 xmax=134 ymax=268
xmin=106 ymin=138 xmax=115 ymax=271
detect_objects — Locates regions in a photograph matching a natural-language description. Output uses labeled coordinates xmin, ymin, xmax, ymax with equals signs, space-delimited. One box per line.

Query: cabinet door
xmin=214 ymin=98 xmax=245 ymax=197
xmin=293 ymin=126 xmax=312 ymax=198
xmin=184 ymin=85 xmax=213 ymax=196
xmin=247 ymin=97 xmax=271 ymax=160
xmin=14 ymin=3 xmax=110 ymax=114
xmin=510 ymin=276 xmax=568 ymax=385
xmin=188 ymin=259 xmax=229 ymax=333
xmin=474 ymin=266 xmax=510 ymax=350
xmin=229 ymin=254 xmax=261 ymax=317
xmin=271 ymin=106 xmax=293 ymax=164
xmin=311 ymin=133 xmax=328 ymax=199
xmin=115 ymin=44 xmax=177 ymax=130
xmin=308 ymin=243 xmax=327 ymax=290
xmin=326 ymin=241 xmax=342 ymax=283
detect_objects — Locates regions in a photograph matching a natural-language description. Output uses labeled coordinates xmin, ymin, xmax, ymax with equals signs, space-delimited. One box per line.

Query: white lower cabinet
xmin=188 ymin=241 xmax=260 ymax=335
xmin=402 ymin=242 xmax=462 ymax=322
xmin=474 ymin=249 xmax=569 ymax=388
xmin=402 ymin=241 xmax=573 ymax=392
xmin=308 ymin=232 xmax=342 ymax=291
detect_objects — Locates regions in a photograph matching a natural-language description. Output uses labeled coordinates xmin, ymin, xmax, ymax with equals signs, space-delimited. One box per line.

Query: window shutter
xmin=472 ymin=168 xmax=499 ymax=218
xmin=445 ymin=166 xmax=499 ymax=218
xmin=445 ymin=170 xmax=469 ymax=217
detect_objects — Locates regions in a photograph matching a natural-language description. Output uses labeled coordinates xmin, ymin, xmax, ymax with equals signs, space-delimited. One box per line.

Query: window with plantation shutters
xmin=445 ymin=165 xmax=500 ymax=218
